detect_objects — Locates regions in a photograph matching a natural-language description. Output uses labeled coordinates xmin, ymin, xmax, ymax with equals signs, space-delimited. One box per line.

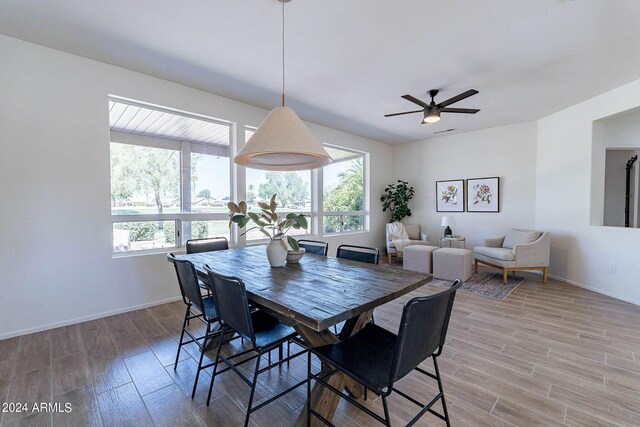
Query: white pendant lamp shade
xmin=234 ymin=106 xmax=332 ymax=171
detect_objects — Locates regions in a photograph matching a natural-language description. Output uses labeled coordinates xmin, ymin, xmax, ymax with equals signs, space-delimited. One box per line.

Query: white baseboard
xmin=0 ymin=295 xmax=183 ymax=340
xmin=544 ymin=272 xmax=639 ymax=306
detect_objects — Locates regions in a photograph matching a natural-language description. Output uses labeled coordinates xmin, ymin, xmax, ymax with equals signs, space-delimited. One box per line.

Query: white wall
xmin=603 ymin=107 xmax=640 ymax=148
xmin=391 ymin=122 xmax=538 ymax=250
xmin=0 ymin=35 xmax=392 ymax=338
xmin=536 ymin=79 xmax=640 ymax=306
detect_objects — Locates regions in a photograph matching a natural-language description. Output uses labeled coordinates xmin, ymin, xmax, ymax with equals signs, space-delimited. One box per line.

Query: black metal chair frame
xmin=336 ymin=244 xmax=380 ymax=265
xmin=297 ymin=239 xmax=329 ymax=256
xmin=169 ymin=254 xmax=240 ymax=399
xmin=203 ymin=266 xmax=308 ymax=427
xmin=306 ymin=280 xmax=462 ymax=427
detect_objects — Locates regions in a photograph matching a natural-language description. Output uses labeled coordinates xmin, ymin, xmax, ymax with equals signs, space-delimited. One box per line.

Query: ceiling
xmin=2 ymin=0 xmax=640 ymax=144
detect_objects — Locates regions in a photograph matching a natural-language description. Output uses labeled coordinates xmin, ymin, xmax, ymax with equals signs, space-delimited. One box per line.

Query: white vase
xmin=266 ymin=238 xmax=288 ymax=267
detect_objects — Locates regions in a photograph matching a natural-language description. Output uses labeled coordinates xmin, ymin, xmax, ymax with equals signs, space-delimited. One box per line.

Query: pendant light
xmin=234 ymin=0 xmax=332 ymax=171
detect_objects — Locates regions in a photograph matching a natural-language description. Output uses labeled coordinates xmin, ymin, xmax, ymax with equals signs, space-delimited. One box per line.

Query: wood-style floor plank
xmin=96 ymin=382 xmax=154 ymax=427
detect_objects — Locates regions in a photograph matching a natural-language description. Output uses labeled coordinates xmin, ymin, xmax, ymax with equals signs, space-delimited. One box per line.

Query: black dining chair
xmin=297 ymin=239 xmax=329 ymax=256
xmin=335 ymin=244 xmax=380 ymax=333
xmin=186 ymin=236 xmax=229 ymax=254
xmin=336 ymin=244 xmax=379 ymax=264
xmin=186 ymin=237 xmax=229 ymax=296
xmin=203 ymin=266 xmax=308 ymax=427
xmin=306 ymin=280 xmax=462 ymax=427
xmin=168 ymin=253 xmax=227 ymax=399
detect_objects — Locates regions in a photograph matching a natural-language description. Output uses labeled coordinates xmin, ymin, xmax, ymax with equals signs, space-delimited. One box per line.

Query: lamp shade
xmin=441 ymin=216 xmax=455 ymax=227
xmin=234 ymin=106 xmax=332 ymax=171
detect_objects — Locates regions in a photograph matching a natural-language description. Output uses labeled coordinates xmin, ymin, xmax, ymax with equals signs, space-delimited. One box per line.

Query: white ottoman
xmin=403 ymin=245 xmax=439 ymax=274
xmin=433 ymin=248 xmax=473 ymax=282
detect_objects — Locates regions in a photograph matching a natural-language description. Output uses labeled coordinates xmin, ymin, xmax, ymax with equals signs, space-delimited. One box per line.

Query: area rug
xmin=429 ymin=272 xmax=524 ymax=300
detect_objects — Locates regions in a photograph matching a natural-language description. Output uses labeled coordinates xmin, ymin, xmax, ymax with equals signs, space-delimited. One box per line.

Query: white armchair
xmin=473 ymin=229 xmax=551 ymax=284
xmin=385 ymin=223 xmax=430 ymax=264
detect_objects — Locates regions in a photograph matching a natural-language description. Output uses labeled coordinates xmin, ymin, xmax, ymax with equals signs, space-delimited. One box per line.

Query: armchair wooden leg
xmin=543 ymin=267 xmax=548 ymax=283
xmin=474 ymin=259 xmax=478 ymax=273
xmin=503 ymin=269 xmax=508 ymax=285
xmin=388 ymin=253 xmax=392 ymax=265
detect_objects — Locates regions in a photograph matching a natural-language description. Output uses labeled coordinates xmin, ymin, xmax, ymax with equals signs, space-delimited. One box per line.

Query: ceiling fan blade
xmin=437 ymin=89 xmax=479 ymax=108
xmin=401 ymin=94 xmax=430 ymax=108
xmin=440 ymin=108 xmax=480 ymax=114
xmin=384 ymin=109 xmax=424 ymax=117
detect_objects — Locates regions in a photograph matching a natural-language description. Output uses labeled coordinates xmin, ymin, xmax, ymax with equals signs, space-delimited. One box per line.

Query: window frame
xmin=109 ymin=97 xmax=234 ymax=256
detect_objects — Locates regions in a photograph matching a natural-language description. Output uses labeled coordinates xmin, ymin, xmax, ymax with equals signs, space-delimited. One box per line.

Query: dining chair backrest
xmin=336 ymin=245 xmax=379 ymax=264
xmin=389 ymin=280 xmax=462 ymax=386
xmin=186 ymin=237 xmax=229 ymax=254
xmin=204 ymin=266 xmax=255 ymax=344
xmin=297 ymin=239 xmax=329 ymax=256
xmin=168 ymin=253 xmax=206 ymax=311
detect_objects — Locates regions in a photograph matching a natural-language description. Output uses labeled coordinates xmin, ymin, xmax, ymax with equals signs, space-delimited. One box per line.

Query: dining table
xmin=169 ymin=245 xmax=432 ymax=427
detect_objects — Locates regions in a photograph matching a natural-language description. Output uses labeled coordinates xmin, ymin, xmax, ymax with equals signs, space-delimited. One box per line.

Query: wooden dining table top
xmin=169 ymin=245 xmax=432 ymax=332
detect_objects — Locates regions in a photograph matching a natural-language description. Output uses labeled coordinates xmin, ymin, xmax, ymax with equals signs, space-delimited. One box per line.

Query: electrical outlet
xmin=608 ymin=264 xmax=617 ymax=274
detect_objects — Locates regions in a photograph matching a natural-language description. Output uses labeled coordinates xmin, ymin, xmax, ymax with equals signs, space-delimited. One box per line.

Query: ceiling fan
xmin=385 ymin=89 xmax=480 ymax=124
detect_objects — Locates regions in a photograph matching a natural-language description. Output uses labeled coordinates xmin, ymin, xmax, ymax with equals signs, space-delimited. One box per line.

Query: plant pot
xmin=286 ymin=248 xmax=306 ymax=264
xmin=266 ymin=238 xmax=288 ymax=267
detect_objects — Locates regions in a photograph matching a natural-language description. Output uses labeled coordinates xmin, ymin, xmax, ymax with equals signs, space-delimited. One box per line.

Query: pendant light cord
xmin=281 ymin=0 xmax=286 ymax=107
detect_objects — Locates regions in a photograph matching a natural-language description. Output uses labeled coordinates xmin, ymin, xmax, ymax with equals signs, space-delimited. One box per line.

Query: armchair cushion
xmin=473 ymin=247 xmax=514 ymax=262
xmin=404 ymin=224 xmax=420 ymax=240
xmin=502 ymin=229 xmax=541 ymax=249
xmin=483 ymin=236 xmax=505 ymax=248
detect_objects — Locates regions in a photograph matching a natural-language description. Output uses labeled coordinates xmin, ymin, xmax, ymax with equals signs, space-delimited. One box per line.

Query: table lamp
xmin=441 ymin=216 xmax=455 ymax=237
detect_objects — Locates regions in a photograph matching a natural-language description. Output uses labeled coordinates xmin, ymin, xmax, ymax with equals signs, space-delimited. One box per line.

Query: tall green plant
xmin=380 ymin=180 xmax=415 ymax=222
xmin=228 ymin=194 xmax=308 ymax=251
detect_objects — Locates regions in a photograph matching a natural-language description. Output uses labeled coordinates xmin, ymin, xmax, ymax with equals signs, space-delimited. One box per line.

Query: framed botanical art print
xmin=467 ymin=177 xmax=500 ymax=212
xmin=436 ymin=179 xmax=465 ymax=212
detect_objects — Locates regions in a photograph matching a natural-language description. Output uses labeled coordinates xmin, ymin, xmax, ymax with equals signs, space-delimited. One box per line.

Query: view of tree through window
xmin=323 ymin=150 xmax=365 ymax=234
xmin=110 ymin=143 xmax=180 ymax=215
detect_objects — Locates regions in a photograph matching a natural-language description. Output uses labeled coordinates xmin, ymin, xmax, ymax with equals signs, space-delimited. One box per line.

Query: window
xmin=322 ymin=146 xmax=367 ymax=234
xmin=109 ymin=98 xmax=232 ymax=253
xmin=244 ymin=128 xmax=312 ymax=241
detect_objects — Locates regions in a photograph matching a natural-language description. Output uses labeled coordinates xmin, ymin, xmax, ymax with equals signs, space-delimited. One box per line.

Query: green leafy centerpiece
xmin=228 ymin=194 xmax=308 ymax=267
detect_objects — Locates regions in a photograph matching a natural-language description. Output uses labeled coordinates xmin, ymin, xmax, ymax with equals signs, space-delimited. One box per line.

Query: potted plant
xmin=228 ymin=194 xmax=308 ymax=267
xmin=380 ymin=180 xmax=415 ymax=222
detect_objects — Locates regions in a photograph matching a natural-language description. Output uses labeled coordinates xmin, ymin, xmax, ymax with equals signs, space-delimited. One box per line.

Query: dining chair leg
xmin=279 ymin=343 xmax=284 ymax=363
xmin=192 ymin=322 xmax=211 ymax=399
xmin=306 ymin=351 xmax=312 ymax=427
xmin=381 ymin=396 xmax=391 ymax=427
xmin=433 ymin=355 xmax=451 ymax=427
xmin=206 ymin=326 xmax=227 ymax=406
xmin=174 ymin=304 xmax=190 ymax=370
xmin=245 ymin=349 xmax=263 ymax=427
xmin=287 ymin=340 xmax=291 ymax=366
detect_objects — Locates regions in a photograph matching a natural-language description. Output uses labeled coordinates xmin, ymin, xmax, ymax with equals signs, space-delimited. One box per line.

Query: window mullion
xmin=181 ymin=141 xmax=191 ymax=244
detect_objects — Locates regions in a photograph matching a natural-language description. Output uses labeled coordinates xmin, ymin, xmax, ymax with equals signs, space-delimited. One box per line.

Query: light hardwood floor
xmin=1 ymin=268 xmax=640 ymax=426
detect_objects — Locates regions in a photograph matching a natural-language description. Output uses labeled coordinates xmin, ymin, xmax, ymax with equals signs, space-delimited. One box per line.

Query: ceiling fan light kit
xmin=234 ymin=0 xmax=331 ymax=171
xmin=422 ymin=107 xmax=441 ymax=124
xmin=386 ymin=88 xmax=480 ymax=125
